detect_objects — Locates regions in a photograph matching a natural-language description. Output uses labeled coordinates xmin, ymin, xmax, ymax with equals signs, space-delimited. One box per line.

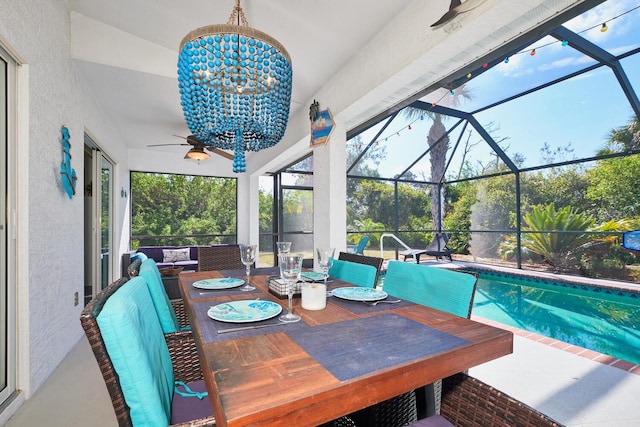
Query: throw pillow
xmin=162 ymin=248 xmax=191 ymax=263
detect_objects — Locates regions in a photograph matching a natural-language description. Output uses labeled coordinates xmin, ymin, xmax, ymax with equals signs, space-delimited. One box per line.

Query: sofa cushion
xmin=162 ymin=248 xmax=191 ymax=263
xmin=137 ymin=246 xmax=165 ymax=263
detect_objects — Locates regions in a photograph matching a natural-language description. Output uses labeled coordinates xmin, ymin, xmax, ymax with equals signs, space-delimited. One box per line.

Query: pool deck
xmin=469 ymin=328 xmax=640 ymax=426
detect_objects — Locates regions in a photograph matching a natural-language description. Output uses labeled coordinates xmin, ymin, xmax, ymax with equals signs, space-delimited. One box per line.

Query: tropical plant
xmin=501 ymin=203 xmax=595 ymax=270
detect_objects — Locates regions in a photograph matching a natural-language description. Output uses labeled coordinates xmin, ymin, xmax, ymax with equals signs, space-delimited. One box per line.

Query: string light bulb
xmin=530 ymin=49 xmax=536 ymax=56
xmin=600 ymin=22 xmax=608 ymax=32
xmin=562 ymin=40 xmax=569 ymax=46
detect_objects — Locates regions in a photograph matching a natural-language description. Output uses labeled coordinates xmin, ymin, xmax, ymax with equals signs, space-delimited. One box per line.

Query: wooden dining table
xmin=178 ymin=268 xmax=513 ymax=427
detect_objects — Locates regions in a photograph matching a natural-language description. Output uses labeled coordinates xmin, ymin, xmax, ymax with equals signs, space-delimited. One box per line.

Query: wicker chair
xmin=80 ymin=277 xmax=215 ymax=427
xmin=198 ymin=245 xmax=245 ymax=271
xmin=407 ymin=372 xmax=564 ymax=427
xmin=337 ymin=251 xmax=384 ymax=286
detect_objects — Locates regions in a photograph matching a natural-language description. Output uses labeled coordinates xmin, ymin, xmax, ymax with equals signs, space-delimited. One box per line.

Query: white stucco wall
xmin=0 ymin=0 xmax=131 ymax=405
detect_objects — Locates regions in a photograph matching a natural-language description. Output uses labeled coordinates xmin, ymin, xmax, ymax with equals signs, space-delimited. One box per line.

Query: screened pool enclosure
xmin=342 ymin=1 xmax=640 ymax=283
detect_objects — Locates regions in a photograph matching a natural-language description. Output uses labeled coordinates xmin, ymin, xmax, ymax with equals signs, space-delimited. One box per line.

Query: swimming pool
xmin=468 ymin=269 xmax=640 ymax=365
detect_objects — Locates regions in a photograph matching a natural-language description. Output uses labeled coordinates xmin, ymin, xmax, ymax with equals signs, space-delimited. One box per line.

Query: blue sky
xmin=358 ymin=0 xmax=640 ymax=178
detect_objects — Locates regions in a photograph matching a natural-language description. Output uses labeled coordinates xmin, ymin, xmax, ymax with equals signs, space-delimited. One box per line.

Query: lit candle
xmin=301 ymin=283 xmax=326 ymax=310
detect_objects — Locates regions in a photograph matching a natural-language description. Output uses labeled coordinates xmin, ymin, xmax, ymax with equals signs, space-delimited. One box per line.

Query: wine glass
xmin=278 ymin=254 xmax=303 ymax=323
xmin=316 ymin=248 xmax=336 ymax=288
xmin=276 ymin=241 xmax=292 ymax=255
xmin=238 ymin=244 xmax=257 ymax=292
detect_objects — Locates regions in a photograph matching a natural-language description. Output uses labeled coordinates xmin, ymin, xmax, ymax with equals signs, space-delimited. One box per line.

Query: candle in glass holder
xmin=301 ymin=282 xmax=327 ymax=310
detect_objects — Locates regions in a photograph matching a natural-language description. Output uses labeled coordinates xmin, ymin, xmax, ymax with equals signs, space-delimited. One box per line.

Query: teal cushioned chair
xmin=96 ymin=276 xmax=213 ymax=427
xmin=353 ymin=236 xmax=370 ymax=255
xmin=383 ymin=261 xmax=477 ymax=318
xmin=329 ymin=259 xmax=378 ymax=288
xmin=138 ymin=258 xmax=182 ymax=333
xmin=365 ymin=261 xmax=478 ymax=425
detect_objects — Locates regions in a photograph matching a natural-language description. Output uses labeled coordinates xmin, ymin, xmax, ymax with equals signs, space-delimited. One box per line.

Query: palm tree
xmin=402 ymin=87 xmax=472 ymax=230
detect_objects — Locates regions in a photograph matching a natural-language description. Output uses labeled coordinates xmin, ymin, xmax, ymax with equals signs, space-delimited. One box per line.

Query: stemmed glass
xmin=238 ymin=244 xmax=257 ymax=292
xmin=278 ymin=254 xmax=303 ymax=323
xmin=276 ymin=241 xmax=292 ymax=255
xmin=316 ymin=248 xmax=336 ymax=288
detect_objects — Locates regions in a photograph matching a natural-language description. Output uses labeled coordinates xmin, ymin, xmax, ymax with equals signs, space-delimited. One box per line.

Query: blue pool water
xmin=470 ymin=270 xmax=640 ymax=365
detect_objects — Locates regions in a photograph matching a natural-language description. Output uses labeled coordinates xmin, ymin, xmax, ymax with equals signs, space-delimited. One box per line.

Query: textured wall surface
xmin=0 ymin=0 xmax=130 ymax=401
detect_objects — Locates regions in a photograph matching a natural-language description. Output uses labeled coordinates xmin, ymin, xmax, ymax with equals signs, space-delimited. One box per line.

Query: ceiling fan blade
xmin=147 ymin=143 xmax=190 ymax=147
xmin=207 ymin=147 xmax=234 ymax=160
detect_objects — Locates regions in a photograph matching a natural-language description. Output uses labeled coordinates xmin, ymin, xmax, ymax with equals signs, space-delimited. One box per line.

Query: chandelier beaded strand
xmin=177 ymin=0 xmax=292 ymax=172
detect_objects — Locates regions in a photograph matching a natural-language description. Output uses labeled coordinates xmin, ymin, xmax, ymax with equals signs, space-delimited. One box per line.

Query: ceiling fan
xmin=431 ymin=0 xmax=488 ymax=27
xmin=147 ymin=135 xmax=234 ymax=161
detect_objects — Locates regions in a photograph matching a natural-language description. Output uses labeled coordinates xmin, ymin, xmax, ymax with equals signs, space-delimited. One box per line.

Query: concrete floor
xmin=4 ymin=332 xmax=640 ymax=427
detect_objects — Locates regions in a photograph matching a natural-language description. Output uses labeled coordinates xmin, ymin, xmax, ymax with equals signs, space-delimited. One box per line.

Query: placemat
xmin=286 ymin=313 xmax=470 ymax=382
xmin=193 ymin=300 xmax=307 ymax=343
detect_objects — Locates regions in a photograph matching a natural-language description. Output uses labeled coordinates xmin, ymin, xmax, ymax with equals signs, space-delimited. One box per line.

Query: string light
xmin=500 ymin=5 xmax=639 ymax=63
xmin=348 ymin=5 xmax=639 ymax=151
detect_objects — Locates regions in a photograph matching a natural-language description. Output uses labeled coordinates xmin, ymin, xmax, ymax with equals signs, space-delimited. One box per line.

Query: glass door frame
xmin=0 ymin=43 xmax=17 ymax=405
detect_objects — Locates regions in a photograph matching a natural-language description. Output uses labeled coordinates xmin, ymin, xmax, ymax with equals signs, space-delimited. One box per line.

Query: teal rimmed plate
xmin=207 ymin=300 xmax=283 ymax=323
xmin=332 ymin=287 xmax=388 ymax=302
xmin=193 ymin=278 xmax=245 ymax=290
xmin=301 ymin=271 xmax=326 ymax=282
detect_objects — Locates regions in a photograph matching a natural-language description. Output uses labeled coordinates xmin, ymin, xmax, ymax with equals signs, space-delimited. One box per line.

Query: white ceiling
xmin=68 ymin=0 xmax=599 ymax=170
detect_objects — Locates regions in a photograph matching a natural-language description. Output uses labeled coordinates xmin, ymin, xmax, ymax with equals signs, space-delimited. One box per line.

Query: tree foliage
xmin=131 ymin=172 xmax=237 ymax=247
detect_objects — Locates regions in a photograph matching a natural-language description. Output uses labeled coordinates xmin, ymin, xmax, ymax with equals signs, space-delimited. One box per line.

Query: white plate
xmin=207 ymin=300 xmax=283 ymax=323
xmin=193 ymin=278 xmax=245 ymax=290
xmin=331 ymin=287 xmax=388 ymax=302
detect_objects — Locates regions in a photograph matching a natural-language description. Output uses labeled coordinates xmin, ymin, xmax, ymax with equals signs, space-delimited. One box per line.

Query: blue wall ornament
xmin=60 ymin=126 xmax=77 ymax=199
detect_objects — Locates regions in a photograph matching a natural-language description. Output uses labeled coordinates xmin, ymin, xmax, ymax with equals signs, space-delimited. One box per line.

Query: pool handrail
xmin=380 ymin=233 xmax=417 ymax=262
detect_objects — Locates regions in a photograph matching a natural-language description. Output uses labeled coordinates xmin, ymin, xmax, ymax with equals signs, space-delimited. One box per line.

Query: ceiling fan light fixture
xmin=184 ymin=147 xmax=210 ymax=161
xmin=177 ymin=0 xmax=292 ymax=173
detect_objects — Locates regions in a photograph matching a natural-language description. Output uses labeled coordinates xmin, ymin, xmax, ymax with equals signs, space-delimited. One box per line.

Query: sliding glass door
xmin=84 ymin=141 xmax=114 ymax=304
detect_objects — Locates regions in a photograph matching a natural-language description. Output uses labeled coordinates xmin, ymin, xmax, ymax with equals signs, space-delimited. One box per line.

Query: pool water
xmin=470 ymin=270 xmax=640 ymax=365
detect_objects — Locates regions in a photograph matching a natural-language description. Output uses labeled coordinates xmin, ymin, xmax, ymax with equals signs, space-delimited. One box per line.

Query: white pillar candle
xmin=301 ymin=283 xmax=327 ymax=310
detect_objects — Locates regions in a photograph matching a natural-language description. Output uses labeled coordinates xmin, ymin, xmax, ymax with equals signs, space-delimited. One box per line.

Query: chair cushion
xmin=97 ymin=277 xmax=174 ymax=427
xmin=170 ymin=379 xmax=213 ymax=424
xmin=328 ymin=259 xmax=377 ymax=288
xmin=408 ymin=414 xmax=453 ymax=426
xmin=383 ymin=261 xmax=476 ymax=318
xmin=139 ymin=259 xmax=181 ymax=333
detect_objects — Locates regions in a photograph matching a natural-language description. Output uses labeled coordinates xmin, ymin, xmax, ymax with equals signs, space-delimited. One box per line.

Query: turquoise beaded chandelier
xmin=177 ymin=0 xmax=292 ymax=173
